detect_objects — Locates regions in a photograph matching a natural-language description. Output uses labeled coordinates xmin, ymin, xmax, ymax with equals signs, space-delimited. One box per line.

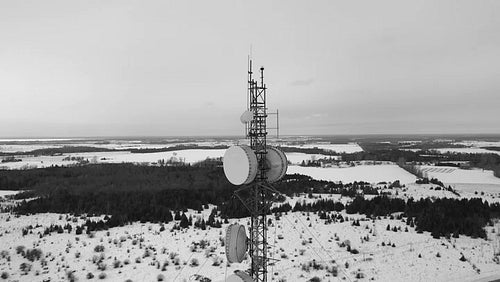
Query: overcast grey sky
xmin=1 ymin=0 xmax=499 ymax=137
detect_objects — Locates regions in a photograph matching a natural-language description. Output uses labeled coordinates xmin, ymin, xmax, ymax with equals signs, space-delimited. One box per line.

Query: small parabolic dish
xmin=224 ymin=271 xmax=254 ymax=282
xmin=223 ymin=145 xmax=258 ymax=185
xmin=265 ymin=146 xmax=288 ymax=183
xmin=225 ymin=224 xmax=248 ymax=263
xmin=240 ymin=110 xmax=253 ymax=124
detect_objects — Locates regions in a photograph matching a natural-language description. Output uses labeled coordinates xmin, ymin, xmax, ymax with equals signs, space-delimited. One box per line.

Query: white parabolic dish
xmin=240 ymin=110 xmax=254 ymax=123
xmin=265 ymin=146 xmax=288 ymax=183
xmin=223 ymin=145 xmax=258 ymax=185
xmin=225 ymin=223 xmax=248 ymax=263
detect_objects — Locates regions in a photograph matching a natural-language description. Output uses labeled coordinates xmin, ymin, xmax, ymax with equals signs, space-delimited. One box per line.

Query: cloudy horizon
xmin=1 ymin=0 xmax=499 ymax=137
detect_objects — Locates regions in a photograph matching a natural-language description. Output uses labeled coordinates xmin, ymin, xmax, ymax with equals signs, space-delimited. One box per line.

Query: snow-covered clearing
xmin=284 ymin=143 xmax=363 ymax=153
xmin=0 ymin=212 xmax=498 ymax=282
xmin=0 ymin=191 xmax=19 ymax=198
xmin=453 ymin=141 xmax=500 ymax=148
xmin=288 ymin=164 xmax=417 ymax=184
xmin=418 ymin=166 xmax=500 ymax=185
xmin=0 ymin=149 xmax=228 ymax=169
xmin=285 ymin=153 xmax=339 ymax=165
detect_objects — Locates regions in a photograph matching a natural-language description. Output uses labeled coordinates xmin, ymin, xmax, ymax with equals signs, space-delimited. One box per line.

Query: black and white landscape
xmin=1 ymin=136 xmax=500 ymax=281
xmin=1 ymin=1 xmax=500 ymax=281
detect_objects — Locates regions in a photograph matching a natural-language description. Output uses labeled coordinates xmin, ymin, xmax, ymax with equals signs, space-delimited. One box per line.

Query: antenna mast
xmin=223 ymin=58 xmax=286 ymax=282
xmin=246 ymin=61 xmax=270 ymax=281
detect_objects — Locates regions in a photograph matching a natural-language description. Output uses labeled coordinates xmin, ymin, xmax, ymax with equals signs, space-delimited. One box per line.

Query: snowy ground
xmin=418 ymin=166 xmax=500 ymax=185
xmin=0 ymin=211 xmax=498 ymax=282
xmin=288 ymin=164 xmax=417 ymax=185
xmin=453 ymin=141 xmax=500 ymax=148
xmin=286 ymin=153 xmax=339 ymax=165
xmin=0 ymin=191 xmax=20 ymax=198
xmin=283 ymin=143 xmax=363 ymax=153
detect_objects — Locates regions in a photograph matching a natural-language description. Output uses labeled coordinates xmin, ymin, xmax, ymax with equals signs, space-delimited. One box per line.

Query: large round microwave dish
xmin=265 ymin=146 xmax=288 ymax=183
xmin=240 ymin=110 xmax=254 ymax=124
xmin=225 ymin=224 xmax=248 ymax=263
xmin=223 ymin=145 xmax=258 ymax=185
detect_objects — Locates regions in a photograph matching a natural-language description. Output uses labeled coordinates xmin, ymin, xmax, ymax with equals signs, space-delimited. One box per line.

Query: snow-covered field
xmin=285 ymin=153 xmax=339 ymax=165
xmin=0 ymin=191 xmax=19 ymax=198
xmin=0 ymin=150 xmax=228 ymax=169
xmin=0 ymin=211 xmax=498 ymax=282
xmin=284 ymin=143 xmax=363 ymax=153
xmin=453 ymin=141 xmax=500 ymax=148
xmin=418 ymin=166 xmax=500 ymax=185
xmin=288 ymin=164 xmax=417 ymax=184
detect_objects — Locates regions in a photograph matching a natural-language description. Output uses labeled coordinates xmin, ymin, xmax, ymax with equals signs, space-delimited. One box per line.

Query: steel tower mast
xmin=232 ymin=60 xmax=276 ymax=282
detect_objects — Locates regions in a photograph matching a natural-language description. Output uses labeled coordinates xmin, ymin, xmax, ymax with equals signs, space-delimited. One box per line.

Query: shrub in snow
xmin=161 ymin=261 xmax=169 ymax=271
xmin=327 ymin=265 xmax=338 ymax=277
xmin=460 ymin=255 xmax=467 ymax=262
xmin=20 ymin=262 xmax=32 ymax=274
xmin=98 ymin=272 xmax=106 ymax=279
xmin=0 ymin=250 xmax=9 ymax=259
xmin=113 ymin=260 xmax=121 ymax=268
xmin=308 ymin=277 xmax=321 ymax=282
xmin=66 ymin=271 xmax=77 ymax=282
xmin=349 ymin=248 xmax=359 ymax=254
xmin=355 ymin=272 xmax=365 ymax=279
xmin=124 ymin=259 xmax=130 ymax=265
xmin=16 ymin=245 xmax=26 ymax=256
xmin=173 ymin=257 xmax=180 ymax=266
xmin=157 ymin=274 xmax=165 ymax=281
xmin=199 ymin=239 xmax=209 ymax=249
xmin=97 ymin=262 xmax=107 ymax=271
xmin=25 ymin=249 xmax=43 ymax=262
xmin=87 ymin=272 xmax=95 ymax=279
xmin=92 ymin=254 xmax=104 ymax=264
xmin=212 ymin=256 xmax=223 ymax=266
xmin=1 ymin=272 xmax=9 ymax=279
xmin=94 ymin=245 xmax=105 ymax=253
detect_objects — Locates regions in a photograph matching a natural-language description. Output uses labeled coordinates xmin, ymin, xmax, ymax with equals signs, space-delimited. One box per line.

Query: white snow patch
xmin=287 ymin=164 xmax=417 ymax=184
xmin=284 ymin=143 xmax=363 ymax=153
xmin=418 ymin=166 xmax=500 ymax=185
